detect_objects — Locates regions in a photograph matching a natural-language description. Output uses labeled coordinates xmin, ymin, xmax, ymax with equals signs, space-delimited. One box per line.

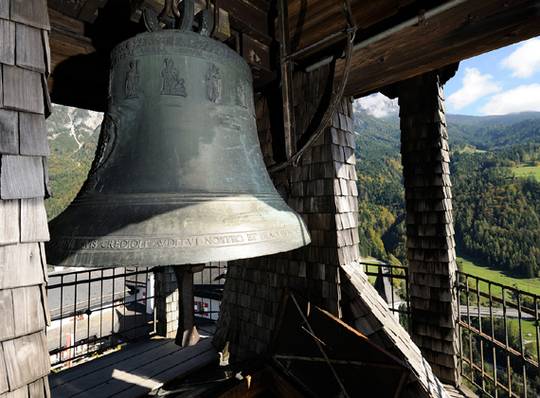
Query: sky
xmin=356 ymin=37 xmax=540 ymax=117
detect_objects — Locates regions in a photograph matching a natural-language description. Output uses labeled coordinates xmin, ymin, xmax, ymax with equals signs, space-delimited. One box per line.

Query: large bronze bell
xmin=46 ymin=26 xmax=310 ymax=267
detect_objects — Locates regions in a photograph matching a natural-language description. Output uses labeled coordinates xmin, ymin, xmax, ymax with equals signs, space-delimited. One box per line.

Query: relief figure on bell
xmin=161 ymin=57 xmax=187 ymax=97
xmin=236 ymin=80 xmax=248 ymax=108
xmin=206 ymin=64 xmax=222 ymax=103
xmin=125 ymin=60 xmax=140 ymax=99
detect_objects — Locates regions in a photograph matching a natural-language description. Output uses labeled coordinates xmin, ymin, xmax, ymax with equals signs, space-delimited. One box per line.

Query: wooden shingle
xmin=0 ymin=155 xmax=44 ymax=199
xmin=15 ymin=23 xmax=45 ymax=72
xmin=3 ymin=386 xmax=31 ymax=397
xmin=10 ymin=0 xmax=50 ymax=30
xmin=41 ymin=29 xmax=50 ymax=76
xmin=0 ymin=243 xmax=44 ymax=290
xmin=12 ymin=286 xmax=46 ymax=337
xmin=2 ymin=331 xmax=50 ymax=391
xmin=0 ymin=0 xmax=8 ymax=19
xmin=41 ymin=74 xmax=51 ymax=117
xmin=0 ymin=344 xmax=9 ymax=394
xmin=0 ymin=289 xmax=15 ymax=341
xmin=0 ymin=109 xmax=18 ymax=155
xmin=0 ymin=199 xmax=19 ymax=245
xmin=20 ymin=198 xmax=49 ymax=242
xmin=0 ymin=20 xmax=15 ymax=65
xmin=2 ymin=66 xmax=44 ymax=114
xmin=28 ymin=377 xmax=49 ymax=398
xmin=19 ymin=112 xmax=48 ymax=156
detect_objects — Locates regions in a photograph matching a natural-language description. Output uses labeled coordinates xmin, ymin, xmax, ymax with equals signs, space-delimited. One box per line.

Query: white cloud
xmin=447 ymin=67 xmax=501 ymax=110
xmin=501 ymin=38 xmax=540 ymax=78
xmin=480 ymin=84 xmax=540 ymax=115
xmin=354 ymin=93 xmax=398 ymax=118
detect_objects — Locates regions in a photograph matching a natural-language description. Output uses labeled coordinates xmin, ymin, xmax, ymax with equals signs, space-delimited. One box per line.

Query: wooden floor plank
xmin=50 ymin=323 xmax=217 ymax=398
xmin=112 ymin=348 xmax=217 ymax=398
xmin=76 ymin=339 xmax=216 ymax=398
xmin=50 ymin=338 xmax=171 ymax=388
xmin=52 ymin=340 xmax=186 ymax=397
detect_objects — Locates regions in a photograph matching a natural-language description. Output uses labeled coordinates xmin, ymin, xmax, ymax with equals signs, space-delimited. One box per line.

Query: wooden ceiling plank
xmin=47 ymin=0 xmax=89 ymax=19
xmin=332 ymin=0 xmax=540 ymax=98
xmin=48 ymin=8 xmax=87 ymax=37
xmin=78 ymin=0 xmax=108 ymax=23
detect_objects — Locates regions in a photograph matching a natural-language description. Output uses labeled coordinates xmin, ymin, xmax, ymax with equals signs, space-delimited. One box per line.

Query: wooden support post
xmin=392 ymin=66 xmax=460 ymax=386
xmin=174 ymin=265 xmax=201 ymax=347
xmin=278 ymin=0 xmax=296 ymax=159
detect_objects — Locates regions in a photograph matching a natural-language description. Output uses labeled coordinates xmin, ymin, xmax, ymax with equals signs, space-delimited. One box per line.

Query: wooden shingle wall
xmin=397 ymin=71 xmax=459 ymax=385
xmin=0 ymin=0 xmax=52 ymax=396
xmin=154 ymin=266 xmax=180 ymax=339
xmin=214 ymin=67 xmax=359 ymax=361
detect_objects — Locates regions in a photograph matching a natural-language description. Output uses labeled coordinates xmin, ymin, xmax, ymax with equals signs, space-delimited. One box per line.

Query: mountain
xmin=46 ymin=105 xmax=102 ymax=219
xmin=446 ymin=112 xmax=540 ymax=126
xmin=354 ymin=108 xmax=540 ymax=153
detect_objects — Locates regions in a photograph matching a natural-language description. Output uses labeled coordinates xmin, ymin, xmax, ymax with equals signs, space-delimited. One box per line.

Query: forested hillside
xmin=355 ymin=107 xmax=540 ymax=278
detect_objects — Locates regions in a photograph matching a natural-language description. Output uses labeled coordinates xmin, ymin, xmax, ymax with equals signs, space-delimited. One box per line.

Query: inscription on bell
xmin=65 ymin=229 xmax=294 ymax=251
xmin=206 ymin=64 xmax=222 ymax=103
xmin=125 ymin=60 xmax=140 ymax=98
xmin=161 ymin=58 xmax=187 ymax=96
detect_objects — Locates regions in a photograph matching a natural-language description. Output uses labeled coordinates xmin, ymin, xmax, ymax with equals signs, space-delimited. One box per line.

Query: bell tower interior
xmin=0 ymin=0 xmax=539 ymax=397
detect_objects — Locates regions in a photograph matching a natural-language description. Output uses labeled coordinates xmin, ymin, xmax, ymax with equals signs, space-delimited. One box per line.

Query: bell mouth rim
xmin=70 ymin=192 xmax=287 ymax=206
xmin=110 ymin=29 xmax=252 ymax=80
xmin=46 ymin=225 xmax=311 ymax=267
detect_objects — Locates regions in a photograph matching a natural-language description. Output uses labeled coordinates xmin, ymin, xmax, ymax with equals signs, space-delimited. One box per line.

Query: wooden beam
xmin=332 ymin=0 xmax=540 ymax=98
xmin=287 ymin=0 xmax=416 ymax=52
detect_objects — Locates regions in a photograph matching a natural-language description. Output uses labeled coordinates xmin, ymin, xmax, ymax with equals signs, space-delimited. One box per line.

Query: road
xmin=460 ymin=305 xmax=536 ymax=320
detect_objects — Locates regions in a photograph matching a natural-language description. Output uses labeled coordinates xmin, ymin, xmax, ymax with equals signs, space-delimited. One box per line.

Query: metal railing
xmin=361 ymin=260 xmax=411 ymax=331
xmin=361 ymin=261 xmax=540 ymax=397
xmin=456 ymin=271 xmax=540 ymax=398
xmin=47 ymin=267 xmax=155 ymax=369
xmin=47 ymin=263 xmax=227 ymax=370
xmin=193 ymin=262 xmax=227 ymax=320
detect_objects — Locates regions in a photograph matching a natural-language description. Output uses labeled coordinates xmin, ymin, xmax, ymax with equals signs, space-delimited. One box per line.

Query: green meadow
xmin=457 ymin=256 xmax=540 ymax=297
xmin=512 ymin=164 xmax=540 ymax=181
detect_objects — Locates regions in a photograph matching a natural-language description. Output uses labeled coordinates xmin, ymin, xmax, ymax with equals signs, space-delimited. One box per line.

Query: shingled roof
xmin=341 ymin=262 xmax=449 ymax=398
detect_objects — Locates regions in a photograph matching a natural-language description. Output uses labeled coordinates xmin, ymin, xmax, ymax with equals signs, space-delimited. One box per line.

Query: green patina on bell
xmin=46 ymin=25 xmax=310 ymax=267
